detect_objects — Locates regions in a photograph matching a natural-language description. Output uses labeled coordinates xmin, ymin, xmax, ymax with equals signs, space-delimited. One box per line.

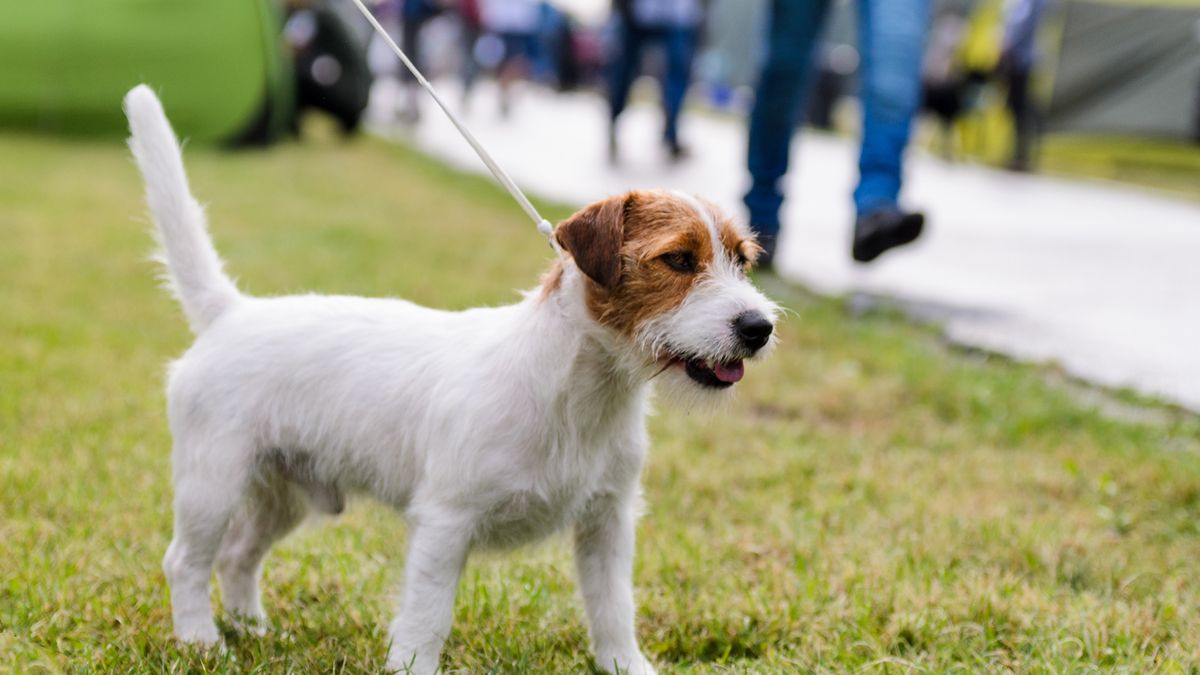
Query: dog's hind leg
xmin=162 ymin=437 xmax=253 ymax=647
xmin=216 ymin=476 xmax=308 ymax=633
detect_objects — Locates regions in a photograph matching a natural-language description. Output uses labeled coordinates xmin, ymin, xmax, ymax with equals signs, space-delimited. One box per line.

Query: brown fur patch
xmin=538 ymin=261 xmax=564 ymax=302
xmin=546 ymin=191 xmax=761 ymax=340
xmin=703 ymin=198 xmax=760 ymax=271
xmin=580 ymin=192 xmax=716 ymax=338
xmin=738 ymin=238 xmax=764 ymax=268
xmin=554 ymin=196 xmax=626 ymax=289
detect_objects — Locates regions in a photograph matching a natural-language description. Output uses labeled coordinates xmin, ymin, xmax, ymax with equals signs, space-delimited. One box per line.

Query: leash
xmin=347 ymin=0 xmax=563 ymax=258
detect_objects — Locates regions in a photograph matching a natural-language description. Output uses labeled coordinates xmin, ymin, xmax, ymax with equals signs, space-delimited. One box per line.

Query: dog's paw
xmin=385 ymin=645 xmax=439 ymax=675
xmin=596 ymin=650 xmax=657 ymax=675
xmin=227 ymin=611 xmax=272 ymax=637
xmin=175 ymin=619 xmax=223 ymax=649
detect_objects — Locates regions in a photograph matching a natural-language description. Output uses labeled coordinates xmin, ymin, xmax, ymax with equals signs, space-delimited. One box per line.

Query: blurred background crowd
xmin=290 ymin=0 xmax=1200 ymax=175
xmin=3 ymin=0 xmax=1197 ymax=159
xmin=4 ymin=0 xmax=1198 ymax=262
xmin=8 ymin=2 xmax=1199 ymax=428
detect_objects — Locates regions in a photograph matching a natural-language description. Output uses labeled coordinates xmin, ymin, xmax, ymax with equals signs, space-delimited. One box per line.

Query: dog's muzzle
xmin=672 ymin=311 xmax=773 ymax=389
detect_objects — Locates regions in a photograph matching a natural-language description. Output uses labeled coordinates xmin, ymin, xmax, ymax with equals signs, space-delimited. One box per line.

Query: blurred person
xmin=920 ymin=4 xmax=989 ymax=158
xmin=455 ymin=0 xmax=483 ymax=109
xmin=745 ymin=0 xmax=931 ymax=267
xmin=920 ymin=5 xmax=966 ymax=149
xmin=998 ymin=0 xmax=1049 ymax=172
xmin=480 ymin=0 xmax=541 ymax=117
xmin=397 ymin=0 xmax=447 ymax=124
xmin=535 ymin=2 xmax=575 ymax=89
xmin=284 ymin=0 xmax=373 ymax=135
xmin=607 ymin=0 xmax=705 ymax=163
xmin=1194 ymin=72 xmax=1200 ymax=144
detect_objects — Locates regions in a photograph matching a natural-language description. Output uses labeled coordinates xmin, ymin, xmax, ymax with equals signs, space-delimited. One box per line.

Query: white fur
xmin=124 ymin=85 xmax=775 ymax=674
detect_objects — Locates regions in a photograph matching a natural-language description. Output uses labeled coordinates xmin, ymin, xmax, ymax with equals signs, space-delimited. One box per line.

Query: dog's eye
xmin=661 ymin=251 xmax=697 ymax=273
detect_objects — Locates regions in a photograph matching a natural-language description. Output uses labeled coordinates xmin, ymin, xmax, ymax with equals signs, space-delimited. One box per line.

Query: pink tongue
xmin=713 ymin=360 xmax=744 ymax=383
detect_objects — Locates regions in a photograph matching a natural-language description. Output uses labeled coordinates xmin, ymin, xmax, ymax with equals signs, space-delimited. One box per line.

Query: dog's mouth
xmin=665 ymin=355 xmax=745 ymax=388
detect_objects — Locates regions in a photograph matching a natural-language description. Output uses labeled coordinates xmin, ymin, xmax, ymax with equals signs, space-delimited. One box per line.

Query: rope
xmin=346 ymin=0 xmax=561 ymax=255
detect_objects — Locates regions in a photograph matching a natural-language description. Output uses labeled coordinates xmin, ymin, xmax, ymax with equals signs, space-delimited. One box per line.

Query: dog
xmin=124 ymin=84 xmax=777 ymax=674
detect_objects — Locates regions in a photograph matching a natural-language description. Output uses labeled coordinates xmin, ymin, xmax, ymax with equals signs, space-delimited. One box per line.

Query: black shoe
xmin=1006 ymin=156 xmax=1032 ymax=173
xmin=852 ymin=208 xmax=924 ymax=263
xmin=753 ymin=231 xmax=778 ymax=270
xmin=666 ymin=138 xmax=690 ymax=163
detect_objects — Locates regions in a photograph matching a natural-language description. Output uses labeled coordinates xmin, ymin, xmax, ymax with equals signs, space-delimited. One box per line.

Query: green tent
xmin=0 ymin=0 xmax=293 ymax=144
xmin=1046 ymin=0 xmax=1200 ymax=140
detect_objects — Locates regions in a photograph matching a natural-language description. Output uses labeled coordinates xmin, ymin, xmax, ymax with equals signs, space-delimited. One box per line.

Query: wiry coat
xmin=124 ymin=85 xmax=776 ymax=674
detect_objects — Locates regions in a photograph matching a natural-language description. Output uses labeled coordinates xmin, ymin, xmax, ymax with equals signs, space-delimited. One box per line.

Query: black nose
xmin=733 ymin=310 xmax=773 ymax=352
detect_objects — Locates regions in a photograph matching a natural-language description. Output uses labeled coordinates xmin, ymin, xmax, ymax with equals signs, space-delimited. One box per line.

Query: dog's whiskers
xmin=648 ymin=362 xmax=674 ymax=380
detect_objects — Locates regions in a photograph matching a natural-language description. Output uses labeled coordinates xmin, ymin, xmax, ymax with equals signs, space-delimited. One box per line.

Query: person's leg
xmin=1194 ymin=72 xmax=1200 ymax=143
xmin=853 ymin=0 xmax=931 ymax=216
xmin=744 ymin=0 xmax=831 ymax=242
xmin=848 ymin=0 xmax=931 ymax=263
xmin=459 ymin=19 xmax=480 ymax=107
xmin=608 ymin=19 xmax=643 ymax=121
xmin=1006 ymin=66 xmax=1033 ymax=170
xmin=400 ymin=14 xmax=422 ymax=76
xmin=496 ymin=33 xmax=534 ymax=117
xmin=399 ymin=10 xmax=427 ymax=122
xmin=608 ymin=18 xmax=645 ymax=159
xmin=661 ymin=26 xmax=698 ymax=157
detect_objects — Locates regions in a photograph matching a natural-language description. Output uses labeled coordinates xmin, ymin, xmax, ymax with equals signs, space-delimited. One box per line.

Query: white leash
xmin=347 ymin=0 xmax=562 ymax=257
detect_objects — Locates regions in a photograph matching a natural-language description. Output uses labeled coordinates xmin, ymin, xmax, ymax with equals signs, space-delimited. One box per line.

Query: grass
xmin=2 ymin=126 xmax=1200 ymax=673
xmin=911 ymin=116 xmax=1200 ymax=202
xmin=1038 ymin=135 xmax=1200 ymax=202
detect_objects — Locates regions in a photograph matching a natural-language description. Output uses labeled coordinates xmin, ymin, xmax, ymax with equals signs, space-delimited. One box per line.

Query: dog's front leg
xmin=387 ymin=515 xmax=471 ymax=674
xmin=574 ymin=492 xmax=657 ymax=675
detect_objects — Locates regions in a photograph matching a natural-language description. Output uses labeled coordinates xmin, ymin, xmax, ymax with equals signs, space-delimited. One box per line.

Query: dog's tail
xmin=124 ymin=85 xmax=241 ymax=334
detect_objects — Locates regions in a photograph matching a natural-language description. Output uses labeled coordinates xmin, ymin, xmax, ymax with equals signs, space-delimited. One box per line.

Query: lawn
xmin=2 ymin=127 xmax=1199 ymax=673
xmin=1038 ymin=135 xmax=1200 ymax=202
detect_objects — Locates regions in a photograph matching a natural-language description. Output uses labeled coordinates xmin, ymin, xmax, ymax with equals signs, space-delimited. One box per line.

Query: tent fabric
xmin=1046 ymin=0 xmax=1200 ymax=139
xmin=701 ymin=0 xmax=1200 ymax=141
xmin=0 ymin=0 xmax=293 ymax=144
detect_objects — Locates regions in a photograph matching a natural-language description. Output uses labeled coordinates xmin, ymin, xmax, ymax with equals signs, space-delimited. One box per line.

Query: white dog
xmin=124 ymin=84 xmax=776 ymax=674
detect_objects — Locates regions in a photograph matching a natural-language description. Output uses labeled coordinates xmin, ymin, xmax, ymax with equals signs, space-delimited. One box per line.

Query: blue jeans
xmin=608 ymin=19 xmax=697 ymax=146
xmin=744 ymin=0 xmax=930 ymax=235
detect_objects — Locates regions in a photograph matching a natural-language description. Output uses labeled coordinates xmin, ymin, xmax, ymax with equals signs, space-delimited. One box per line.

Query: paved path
xmin=369 ymin=81 xmax=1200 ymax=411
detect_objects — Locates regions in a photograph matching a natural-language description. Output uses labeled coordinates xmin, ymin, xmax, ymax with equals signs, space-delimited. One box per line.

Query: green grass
xmin=912 ymin=117 xmax=1200 ymax=202
xmin=1038 ymin=135 xmax=1200 ymax=202
xmin=2 ymin=127 xmax=1200 ymax=673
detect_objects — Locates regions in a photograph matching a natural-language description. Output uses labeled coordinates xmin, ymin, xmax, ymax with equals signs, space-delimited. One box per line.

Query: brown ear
xmin=555 ymin=194 xmax=628 ymax=289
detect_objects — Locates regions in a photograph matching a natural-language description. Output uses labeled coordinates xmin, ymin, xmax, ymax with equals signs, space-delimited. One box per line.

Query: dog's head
xmin=554 ymin=190 xmax=777 ymax=399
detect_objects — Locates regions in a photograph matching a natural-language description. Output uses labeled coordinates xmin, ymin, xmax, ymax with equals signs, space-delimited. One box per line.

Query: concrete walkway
xmin=369 ymin=81 xmax=1200 ymax=411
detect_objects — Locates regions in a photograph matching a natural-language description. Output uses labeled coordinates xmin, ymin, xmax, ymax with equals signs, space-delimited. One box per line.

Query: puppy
xmin=124 ymin=85 xmax=776 ymax=674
